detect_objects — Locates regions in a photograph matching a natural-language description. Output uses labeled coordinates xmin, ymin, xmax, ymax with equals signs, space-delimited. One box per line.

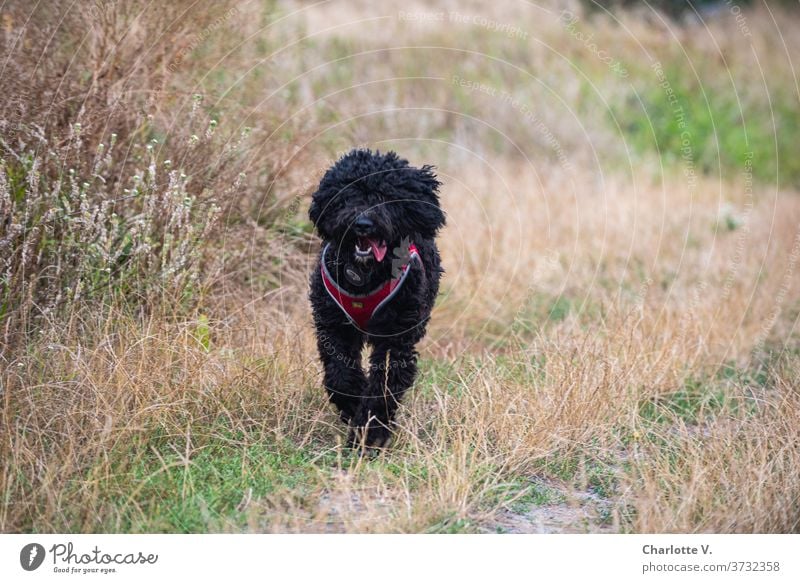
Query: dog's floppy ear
xmin=309 ymin=156 xmax=344 ymax=241
xmin=403 ymin=164 xmax=445 ymax=239
xmin=308 ymin=191 xmax=322 ymax=228
xmin=309 ymin=185 xmax=335 ymax=240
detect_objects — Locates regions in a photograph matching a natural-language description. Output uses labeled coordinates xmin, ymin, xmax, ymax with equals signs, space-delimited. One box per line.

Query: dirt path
xmin=483 ymin=483 xmax=618 ymax=534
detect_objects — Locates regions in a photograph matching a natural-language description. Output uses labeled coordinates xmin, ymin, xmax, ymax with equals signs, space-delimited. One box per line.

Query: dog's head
xmin=309 ymin=149 xmax=445 ymax=266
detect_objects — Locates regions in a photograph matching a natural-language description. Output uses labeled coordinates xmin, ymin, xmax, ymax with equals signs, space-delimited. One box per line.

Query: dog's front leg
xmin=351 ymin=342 xmax=418 ymax=449
xmin=315 ymin=324 xmax=366 ymax=424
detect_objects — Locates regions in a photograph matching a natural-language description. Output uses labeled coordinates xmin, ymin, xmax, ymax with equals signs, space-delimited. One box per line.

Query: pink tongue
xmin=368 ymin=239 xmax=387 ymax=262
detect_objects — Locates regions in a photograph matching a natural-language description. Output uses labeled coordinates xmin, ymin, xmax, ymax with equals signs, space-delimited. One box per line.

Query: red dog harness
xmin=321 ymin=242 xmax=420 ymax=329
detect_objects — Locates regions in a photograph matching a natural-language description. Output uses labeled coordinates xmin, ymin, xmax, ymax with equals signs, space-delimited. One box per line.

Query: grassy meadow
xmin=2 ymin=0 xmax=800 ymax=533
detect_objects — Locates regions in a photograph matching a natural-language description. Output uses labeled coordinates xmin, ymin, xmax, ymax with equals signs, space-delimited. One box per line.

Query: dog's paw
xmin=338 ymin=408 xmax=354 ymax=425
xmin=347 ymin=423 xmax=392 ymax=453
xmin=333 ymin=398 xmax=360 ymax=425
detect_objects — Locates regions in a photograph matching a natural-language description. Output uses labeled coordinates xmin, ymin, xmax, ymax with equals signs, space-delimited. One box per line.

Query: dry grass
xmin=2 ymin=0 xmax=800 ymax=533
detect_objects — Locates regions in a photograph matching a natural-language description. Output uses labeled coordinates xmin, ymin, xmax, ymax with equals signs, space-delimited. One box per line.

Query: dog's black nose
xmin=354 ymin=216 xmax=374 ymax=234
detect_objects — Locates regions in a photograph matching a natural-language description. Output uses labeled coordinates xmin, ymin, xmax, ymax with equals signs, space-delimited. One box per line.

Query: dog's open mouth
xmin=355 ymin=236 xmax=387 ymax=262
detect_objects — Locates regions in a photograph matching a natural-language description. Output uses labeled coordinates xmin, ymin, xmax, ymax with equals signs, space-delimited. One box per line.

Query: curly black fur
xmin=308 ymin=149 xmax=445 ymax=449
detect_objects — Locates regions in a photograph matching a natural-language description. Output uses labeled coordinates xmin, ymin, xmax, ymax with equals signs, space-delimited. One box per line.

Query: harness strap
xmin=320 ymin=243 xmax=420 ymax=329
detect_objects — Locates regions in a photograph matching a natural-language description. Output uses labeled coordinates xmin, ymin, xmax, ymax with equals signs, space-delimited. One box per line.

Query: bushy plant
xmin=0 ymin=117 xmax=248 ymax=345
xmin=0 ymin=0 xmax=272 ymax=348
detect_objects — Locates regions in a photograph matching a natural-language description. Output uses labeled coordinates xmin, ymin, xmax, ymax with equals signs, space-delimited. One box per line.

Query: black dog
xmin=308 ymin=149 xmax=445 ymax=449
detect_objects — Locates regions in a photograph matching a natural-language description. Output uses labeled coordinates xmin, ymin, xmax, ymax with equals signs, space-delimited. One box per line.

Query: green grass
xmin=490 ymin=478 xmax=565 ymax=513
xmin=638 ymin=372 xmax=762 ymax=427
xmin=374 ymin=456 xmax=431 ymax=490
xmin=639 ymin=378 xmax=728 ymax=425
xmin=717 ymin=360 xmax=769 ymax=388
xmin=91 ymin=433 xmax=333 ymax=533
xmin=614 ymin=64 xmax=800 ymax=188
xmin=533 ymin=455 xmax=581 ymax=483
xmin=416 ymin=357 xmax=469 ymax=397
xmin=424 ymin=516 xmax=480 ymax=534
xmin=586 ymin=462 xmax=620 ymax=500
xmin=511 ymin=294 xmax=608 ymax=341
xmin=69 ymin=362 xmax=767 ymax=534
